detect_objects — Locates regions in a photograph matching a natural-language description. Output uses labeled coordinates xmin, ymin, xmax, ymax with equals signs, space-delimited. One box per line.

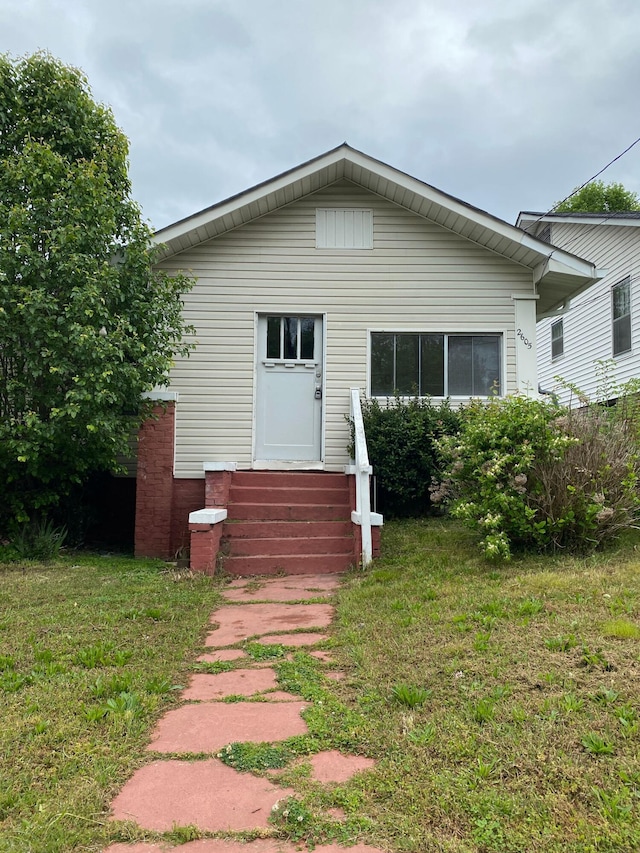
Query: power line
xmin=522 ymin=134 xmax=640 ymax=233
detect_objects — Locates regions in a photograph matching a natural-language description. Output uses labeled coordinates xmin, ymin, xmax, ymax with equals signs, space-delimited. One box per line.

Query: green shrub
xmin=353 ymin=395 xmax=460 ymax=517
xmin=436 ymin=394 xmax=640 ymax=560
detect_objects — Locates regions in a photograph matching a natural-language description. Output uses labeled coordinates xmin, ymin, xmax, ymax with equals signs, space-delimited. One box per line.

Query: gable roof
xmin=155 ymin=144 xmax=601 ymax=318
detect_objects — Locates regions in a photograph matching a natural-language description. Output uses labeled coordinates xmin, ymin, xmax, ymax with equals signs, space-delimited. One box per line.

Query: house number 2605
xmin=517 ymin=328 xmax=532 ymax=349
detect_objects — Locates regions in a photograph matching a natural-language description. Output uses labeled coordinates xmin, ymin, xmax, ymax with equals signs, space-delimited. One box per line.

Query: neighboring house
xmin=134 ymin=145 xmax=599 ymax=574
xmin=516 ymin=211 xmax=640 ymax=404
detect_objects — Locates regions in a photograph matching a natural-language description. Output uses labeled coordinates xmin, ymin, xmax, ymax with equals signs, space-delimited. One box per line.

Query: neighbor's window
xmin=612 ymin=277 xmax=631 ymax=356
xmin=370 ymin=333 xmax=501 ymax=397
xmin=551 ymin=318 xmax=564 ymax=359
xmin=316 ymin=208 xmax=373 ymax=249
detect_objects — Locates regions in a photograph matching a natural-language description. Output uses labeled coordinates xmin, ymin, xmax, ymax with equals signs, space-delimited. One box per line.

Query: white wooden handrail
xmin=350 ymin=388 xmax=373 ymax=566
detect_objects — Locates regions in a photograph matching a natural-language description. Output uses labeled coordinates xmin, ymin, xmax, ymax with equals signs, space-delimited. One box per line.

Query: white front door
xmin=255 ymin=315 xmax=323 ymax=462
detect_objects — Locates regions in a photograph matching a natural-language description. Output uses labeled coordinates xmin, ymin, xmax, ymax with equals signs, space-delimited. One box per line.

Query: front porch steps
xmin=220 ymin=471 xmax=355 ymax=575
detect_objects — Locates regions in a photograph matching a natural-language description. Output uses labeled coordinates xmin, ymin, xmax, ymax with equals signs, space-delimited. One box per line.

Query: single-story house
xmin=134 ymin=144 xmax=600 ymax=574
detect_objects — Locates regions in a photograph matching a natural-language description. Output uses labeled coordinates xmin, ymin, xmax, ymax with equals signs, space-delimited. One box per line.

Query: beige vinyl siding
xmin=159 ymin=181 xmax=532 ymax=477
xmin=537 ymin=223 xmax=640 ymax=403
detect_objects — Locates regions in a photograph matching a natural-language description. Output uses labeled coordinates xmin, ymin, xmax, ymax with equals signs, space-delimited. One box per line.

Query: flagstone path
xmin=104 ymin=574 xmax=385 ymax=853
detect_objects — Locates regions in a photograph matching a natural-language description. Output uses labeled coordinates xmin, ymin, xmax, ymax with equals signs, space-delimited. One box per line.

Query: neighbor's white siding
xmin=159 ymin=181 xmax=533 ymax=477
xmin=537 ymin=223 xmax=640 ymax=404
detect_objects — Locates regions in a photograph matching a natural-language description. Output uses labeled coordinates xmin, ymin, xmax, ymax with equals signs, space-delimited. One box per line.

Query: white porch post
xmin=512 ymin=295 xmax=539 ymax=395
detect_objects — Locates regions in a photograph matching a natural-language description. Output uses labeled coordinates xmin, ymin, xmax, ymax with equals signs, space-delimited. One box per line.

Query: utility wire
xmin=522 ymin=134 xmax=640 ymax=233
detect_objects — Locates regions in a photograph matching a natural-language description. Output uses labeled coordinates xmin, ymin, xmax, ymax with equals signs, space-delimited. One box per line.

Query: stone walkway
xmin=104 ymin=575 xmax=385 ymax=853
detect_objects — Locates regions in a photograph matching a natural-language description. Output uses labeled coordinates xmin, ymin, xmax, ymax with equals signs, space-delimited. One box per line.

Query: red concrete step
xmin=232 ymin=471 xmax=348 ymax=489
xmin=228 ymin=536 xmax=353 ymax=557
xmin=229 ymin=485 xmax=349 ymax=505
xmin=228 ymin=503 xmax=351 ymax=521
xmin=223 ymin=520 xmax=352 ymax=539
xmin=223 ymin=553 xmax=355 ymax=575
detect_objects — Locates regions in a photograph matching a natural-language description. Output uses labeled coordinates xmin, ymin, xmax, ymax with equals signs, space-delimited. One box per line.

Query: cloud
xmin=2 ymin=0 xmax=640 ymax=229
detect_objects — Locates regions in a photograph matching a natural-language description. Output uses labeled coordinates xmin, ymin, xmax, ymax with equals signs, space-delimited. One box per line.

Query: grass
xmin=321 ymin=519 xmax=640 ymax=852
xmin=0 ymin=553 xmax=222 ymax=852
xmin=2 ymin=519 xmax=640 ymax=852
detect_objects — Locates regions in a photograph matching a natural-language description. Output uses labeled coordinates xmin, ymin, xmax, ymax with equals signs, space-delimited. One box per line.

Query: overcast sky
xmin=2 ymin=0 xmax=639 ymax=231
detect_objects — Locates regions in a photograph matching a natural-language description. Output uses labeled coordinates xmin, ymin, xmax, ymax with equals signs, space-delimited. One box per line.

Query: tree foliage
xmin=0 ymin=53 xmax=193 ymax=530
xmin=554 ymin=180 xmax=640 ymax=213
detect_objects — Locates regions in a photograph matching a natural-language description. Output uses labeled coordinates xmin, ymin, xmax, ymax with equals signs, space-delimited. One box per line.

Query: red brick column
xmin=135 ymin=402 xmax=175 ymax=559
xmin=188 ymin=508 xmax=227 ymax=575
xmin=205 ymin=470 xmax=234 ymax=507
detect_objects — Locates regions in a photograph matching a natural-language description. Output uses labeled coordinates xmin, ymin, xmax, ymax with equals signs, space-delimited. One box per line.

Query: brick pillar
xmin=188 ymin=508 xmax=227 ymax=575
xmin=135 ymin=402 xmax=175 ymax=559
xmin=205 ymin=470 xmax=234 ymax=507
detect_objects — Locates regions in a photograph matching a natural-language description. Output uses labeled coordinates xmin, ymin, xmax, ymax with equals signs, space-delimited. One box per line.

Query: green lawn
xmin=0 ymin=553 xmax=223 ymax=852
xmin=1 ymin=522 xmax=639 ymax=852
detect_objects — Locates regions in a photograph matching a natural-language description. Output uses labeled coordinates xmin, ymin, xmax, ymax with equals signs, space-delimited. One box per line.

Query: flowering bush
xmin=435 ymin=394 xmax=640 ymax=560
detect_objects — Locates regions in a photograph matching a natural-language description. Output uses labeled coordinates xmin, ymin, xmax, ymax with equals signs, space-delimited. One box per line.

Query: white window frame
xmin=551 ymin=318 xmax=564 ymax=360
xmin=367 ymin=330 xmax=505 ymax=399
xmin=612 ymin=276 xmax=632 ymax=357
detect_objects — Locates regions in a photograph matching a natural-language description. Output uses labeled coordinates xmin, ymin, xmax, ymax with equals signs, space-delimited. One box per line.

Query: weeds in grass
xmin=592 ymin=786 xmax=633 ymax=821
xmin=581 ymin=732 xmax=615 ymax=755
xmin=601 ymin=618 xmax=640 ymax=639
xmin=217 ymin=741 xmax=293 ymax=771
xmin=545 ymin=634 xmax=577 ymax=652
xmin=581 ymin=645 xmax=614 ymax=671
xmin=74 ymin=642 xmax=132 ymax=668
xmin=270 ymin=796 xmax=314 ymax=841
xmin=245 ymin=642 xmax=286 ymax=660
xmin=470 ymin=697 xmax=496 ymax=724
xmin=391 ymin=683 xmax=430 ymax=708
xmin=592 ymin=687 xmax=620 ymax=705
xmin=407 ymin=722 xmax=436 ymax=745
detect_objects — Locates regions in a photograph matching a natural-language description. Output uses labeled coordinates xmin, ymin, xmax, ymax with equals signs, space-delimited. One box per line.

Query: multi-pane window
xmin=551 ymin=319 xmax=564 ymax=359
xmin=370 ymin=333 xmax=501 ymax=397
xmin=612 ymin=277 xmax=631 ymax=356
xmin=266 ymin=316 xmax=315 ymax=360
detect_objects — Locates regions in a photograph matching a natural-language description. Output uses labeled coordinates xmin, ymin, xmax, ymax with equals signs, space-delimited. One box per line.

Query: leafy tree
xmin=0 ymin=53 xmax=193 ymax=531
xmin=554 ymin=180 xmax=640 ymax=213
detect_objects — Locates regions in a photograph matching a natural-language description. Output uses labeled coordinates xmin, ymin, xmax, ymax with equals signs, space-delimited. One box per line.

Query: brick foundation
xmin=134 ymin=402 xmax=205 ymax=560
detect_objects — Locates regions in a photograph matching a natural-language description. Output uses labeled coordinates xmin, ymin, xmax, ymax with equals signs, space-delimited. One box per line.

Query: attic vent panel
xmin=538 ymin=224 xmax=552 ymax=244
xmin=316 ymin=208 xmax=373 ymax=249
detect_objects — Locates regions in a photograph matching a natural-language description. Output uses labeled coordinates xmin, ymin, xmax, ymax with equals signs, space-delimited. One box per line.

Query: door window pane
xmin=266 ymin=316 xmax=281 ymax=359
xmin=300 ymin=317 xmax=315 ymax=359
xmin=421 ymin=334 xmax=444 ymax=396
xmin=283 ymin=317 xmax=298 ymax=359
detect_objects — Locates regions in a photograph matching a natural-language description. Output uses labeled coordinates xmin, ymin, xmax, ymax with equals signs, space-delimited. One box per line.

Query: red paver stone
xmin=258 ymin=632 xmax=328 ymax=646
xmin=181 ymin=669 xmax=278 ymax=700
xmin=223 ymin=576 xmax=340 ymax=602
xmin=110 ymin=759 xmax=293 ymax=832
xmin=309 ymin=750 xmax=376 ymax=783
xmin=206 ymin=603 xmax=334 ymax=646
xmin=147 ymin=702 xmax=308 ymax=753
xmin=196 ymin=649 xmax=246 ymax=662
xmin=103 ymin=844 xmax=169 ymax=853
xmin=261 ymin=689 xmax=302 ymax=701
xmin=325 ymin=671 xmax=345 ymax=681
xmin=309 ymin=650 xmax=334 ymax=661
